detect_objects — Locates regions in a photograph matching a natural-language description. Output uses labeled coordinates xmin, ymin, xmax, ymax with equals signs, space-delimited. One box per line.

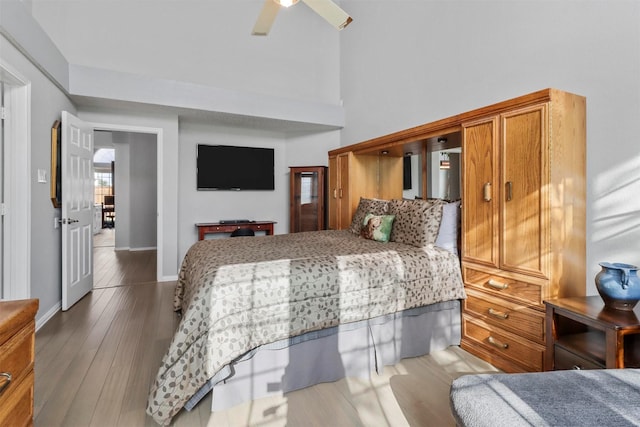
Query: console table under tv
xmin=196 ymin=221 xmax=276 ymax=240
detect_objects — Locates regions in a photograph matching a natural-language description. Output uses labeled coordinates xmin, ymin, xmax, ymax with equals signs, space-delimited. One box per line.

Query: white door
xmin=62 ymin=111 xmax=94 ymax=311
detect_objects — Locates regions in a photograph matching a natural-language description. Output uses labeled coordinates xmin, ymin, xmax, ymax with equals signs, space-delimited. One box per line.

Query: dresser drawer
xmin=463 ymin=289 xmax=545 ymax=344
xmin=463 ymin=267 xmax=543 ymax=306
xmin=0 ymin=320 xmax=35 ymax=408
xmin=0 ymin=370 xmax=34 ymax=427
xmin=554 ymin=345 xmax=604 ymax=371
xmin=462 ymin=315 xmax=545 ymax=372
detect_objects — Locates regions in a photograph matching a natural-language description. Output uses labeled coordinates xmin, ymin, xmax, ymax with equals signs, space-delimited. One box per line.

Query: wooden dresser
xmin=0 ymin=299 xmax=38 ymax=426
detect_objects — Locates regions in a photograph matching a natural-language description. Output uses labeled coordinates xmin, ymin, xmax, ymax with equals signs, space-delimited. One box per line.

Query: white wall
xmin=284 ymin=131 xmax=341 ymax=167
xmin=341 ymin=0 xmax=640 ymax=294
xmin=30 ymin=0 xmax=342 ymax=104
xmin=129 ymin=134 xmax=158 ymax=250
xmin=113 ymin=135 xmax=130 ymax=249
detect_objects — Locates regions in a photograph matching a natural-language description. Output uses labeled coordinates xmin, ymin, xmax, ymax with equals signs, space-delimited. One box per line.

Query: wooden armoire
xmin=327 ymin=89 xmax=586 ymax=372
xmin=460 ymin=90 xmax=586 ymax=372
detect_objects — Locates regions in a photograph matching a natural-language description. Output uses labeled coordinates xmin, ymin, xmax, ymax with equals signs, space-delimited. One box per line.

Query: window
xmin=94 ymin=148 xmax=114 ymax=204
xmin=94 ymin=171 xmax=113 ymax=204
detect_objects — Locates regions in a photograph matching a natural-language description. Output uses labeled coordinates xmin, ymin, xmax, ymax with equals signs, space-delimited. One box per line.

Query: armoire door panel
xmin=338 ymin=153 xmax=351 ymax=228
xmin=500 ymin=105 xmax=549 ymax=278
xmin=328 ymin=156 xmax=338 ymax=230
xmin=462 ymin=118 xmax=499 ymax=268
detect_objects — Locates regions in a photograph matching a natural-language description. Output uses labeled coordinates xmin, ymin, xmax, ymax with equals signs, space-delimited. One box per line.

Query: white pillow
xmin=435 ymin=200 xmax=460 ymax=254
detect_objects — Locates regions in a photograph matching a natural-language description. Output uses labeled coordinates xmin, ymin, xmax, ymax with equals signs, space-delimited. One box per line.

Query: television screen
xmin=197 ymin=144 xmax=275 ymax=190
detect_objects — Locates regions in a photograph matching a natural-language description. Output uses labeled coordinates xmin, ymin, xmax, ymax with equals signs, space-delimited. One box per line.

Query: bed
xmin=146 ymin=197 xmax=465 ymax=425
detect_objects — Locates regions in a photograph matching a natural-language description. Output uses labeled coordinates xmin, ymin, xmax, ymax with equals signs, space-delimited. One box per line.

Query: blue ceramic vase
xmin=595 ymin=262 xmax=640 ymax=311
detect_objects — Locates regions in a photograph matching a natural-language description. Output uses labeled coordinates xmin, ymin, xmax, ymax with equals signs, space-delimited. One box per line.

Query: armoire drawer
xmin=462 ymin=315 xmax=545 ymax=372
xmin=463 ymin=289 xmax=545 ymax=344
xmin=463 ymin=267 xmax=543 ymax=306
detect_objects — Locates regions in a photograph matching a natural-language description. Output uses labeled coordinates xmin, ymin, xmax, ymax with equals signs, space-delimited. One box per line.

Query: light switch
xmin=37 ymin=169 xmax=47 ymax=183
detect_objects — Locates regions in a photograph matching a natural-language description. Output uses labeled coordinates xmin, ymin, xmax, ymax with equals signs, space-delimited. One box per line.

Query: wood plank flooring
xmin=34 ymin=234 xmax=499 ymax=426
xmin=93 ymin=229 xmax=157 ymax=289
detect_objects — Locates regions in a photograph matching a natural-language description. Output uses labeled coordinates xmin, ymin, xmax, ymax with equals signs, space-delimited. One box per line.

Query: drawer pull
xmin=488 ymin=336 xmax=509 ymax=349
xmin=0 ymin=372 xmax=11 ymax=396
xmin=483 ymin=182 xmax=492 ymax=202
xmin=488 ymin=307 xmax=509 ymax=319
xmin=487 ymin=279 xmax=509 ymax=290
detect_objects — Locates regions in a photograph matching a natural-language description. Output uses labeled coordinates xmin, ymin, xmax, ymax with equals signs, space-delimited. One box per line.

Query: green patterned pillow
xmin=360 ymin=213 xmax=395 ymax=242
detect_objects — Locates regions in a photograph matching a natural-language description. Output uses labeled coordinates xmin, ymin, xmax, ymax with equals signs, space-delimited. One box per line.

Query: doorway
xmin=89 ymin=125 xmax=163 ymax=281
xmin=0 ymin=61 xmax=30 ymax=300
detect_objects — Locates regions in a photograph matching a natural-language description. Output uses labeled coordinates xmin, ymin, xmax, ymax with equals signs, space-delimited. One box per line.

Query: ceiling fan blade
xmin=301 ymin=0 xmax=352 ymax=30
xmin=252 ymin=0 xmax=281 ymax=36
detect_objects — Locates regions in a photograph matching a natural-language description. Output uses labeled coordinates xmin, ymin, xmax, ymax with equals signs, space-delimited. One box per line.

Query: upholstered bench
xmin=449 ymin=369 xmax=640 ymax=426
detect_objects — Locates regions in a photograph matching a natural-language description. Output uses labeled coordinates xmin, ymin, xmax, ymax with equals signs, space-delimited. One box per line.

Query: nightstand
xmin=544 ymin=296 xmax=640 ymax=370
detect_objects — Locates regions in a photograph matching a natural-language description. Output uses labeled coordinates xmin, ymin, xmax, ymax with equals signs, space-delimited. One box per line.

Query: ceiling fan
xmin=252 ymin=0 xmax=353 ymax=36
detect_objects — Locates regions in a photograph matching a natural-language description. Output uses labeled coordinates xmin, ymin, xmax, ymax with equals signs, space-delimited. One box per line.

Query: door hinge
xmin=0 ymin=203 xmax=6 ymax=216
xmin=0 ymin=107 xmax=6 ymax=120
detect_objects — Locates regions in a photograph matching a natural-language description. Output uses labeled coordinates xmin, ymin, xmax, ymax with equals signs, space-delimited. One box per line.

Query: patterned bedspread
xmin=146 ymin=230 xmax=465 ymax=425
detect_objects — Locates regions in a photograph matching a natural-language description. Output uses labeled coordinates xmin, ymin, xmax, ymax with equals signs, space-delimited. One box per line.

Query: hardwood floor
xmin=34 ymin=239 xmax=499 ymax=426
xmin=93 ymin=229 xmax=157 ymax=289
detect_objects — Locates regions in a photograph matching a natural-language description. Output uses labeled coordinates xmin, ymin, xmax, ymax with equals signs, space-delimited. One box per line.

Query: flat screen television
xmin=197 ymin=144 xmax=275 ymax=190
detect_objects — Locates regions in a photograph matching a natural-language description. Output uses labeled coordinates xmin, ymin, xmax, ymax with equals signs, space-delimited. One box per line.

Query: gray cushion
xmin=450 ymin=369 xmax=640 ymax=427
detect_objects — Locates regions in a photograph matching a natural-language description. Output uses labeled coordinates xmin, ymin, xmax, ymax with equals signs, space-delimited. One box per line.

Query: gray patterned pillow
xmin=349 ymin=197 xmax=390 ymax=234
xmin=389 ymin=198 xmax=446 ymax=247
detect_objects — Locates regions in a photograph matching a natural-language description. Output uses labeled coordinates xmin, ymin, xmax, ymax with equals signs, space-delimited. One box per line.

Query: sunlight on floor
xmin=196 ymin=346 xmax=498 ymax=427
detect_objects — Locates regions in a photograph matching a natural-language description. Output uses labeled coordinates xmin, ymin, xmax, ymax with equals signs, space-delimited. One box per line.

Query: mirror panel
xmin=400 ymin=131 xmax=462 ymax=200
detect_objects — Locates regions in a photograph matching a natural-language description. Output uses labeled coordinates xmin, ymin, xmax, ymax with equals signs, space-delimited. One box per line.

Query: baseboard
xmin=159 ymin=275 xmax=179 ymax=282
xmin=36 ymin=301 xmax=61 ymax=331
xmin=130 ymin=246 xmax=157 ymax=251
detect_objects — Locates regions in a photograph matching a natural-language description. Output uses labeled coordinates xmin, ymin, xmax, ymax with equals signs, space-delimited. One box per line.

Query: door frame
xmin=0 ymin=59 xmax=30 ymax=300
xmin=90 ymin=121 xmax=163 ymax=281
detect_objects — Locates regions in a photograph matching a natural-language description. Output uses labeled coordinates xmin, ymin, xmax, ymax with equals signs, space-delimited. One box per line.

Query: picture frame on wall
xmin=50 ymin=119 xmax=61 ymax=208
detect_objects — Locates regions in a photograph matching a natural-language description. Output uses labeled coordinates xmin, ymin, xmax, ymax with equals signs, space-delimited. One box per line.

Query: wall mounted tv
xmin=197 ymin=144 xmax=275 ymax=190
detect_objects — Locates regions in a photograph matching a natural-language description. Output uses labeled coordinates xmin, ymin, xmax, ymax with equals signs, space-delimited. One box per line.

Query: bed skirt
xmin=183 ymin=299 xmax=461 ymax=412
